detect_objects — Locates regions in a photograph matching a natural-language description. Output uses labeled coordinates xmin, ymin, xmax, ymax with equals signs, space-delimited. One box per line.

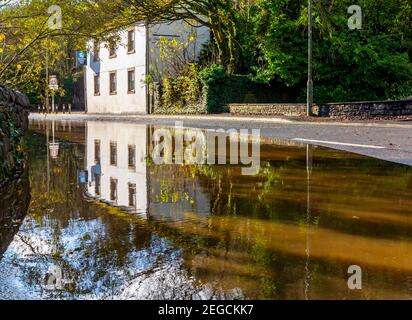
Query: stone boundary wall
xmin=229 ymin=100 xmax=412 ymax=119
xmin=0 ymin=85 xmax=30 ymax=182
xmin=0 ymin=169 xmax=30 ymax=257
xmin=317 ymin=100 xmax=412 ymax=119
xmin=229 ymin=103 xmax=307 ymax=117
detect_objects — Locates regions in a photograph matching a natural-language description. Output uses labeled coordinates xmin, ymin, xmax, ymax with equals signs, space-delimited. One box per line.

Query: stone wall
xmin=229 ymin=100 xmax=412 ymax=119
xmin=229 ymin=103 xmax=307 ymax=117
xmin=0 ymin=85 xmax=30 ymax=183
xmin=0 ymin=168 xmax=30 ymax=257
xmin=316 ymin=100 xmax=412 ymax=119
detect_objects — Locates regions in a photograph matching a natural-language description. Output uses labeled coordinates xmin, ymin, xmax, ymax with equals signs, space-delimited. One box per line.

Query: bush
xmin=155 ymin=64 xmax=205 ymax=114
xmin=199 ymin=65 xmax=230 ymax=113
xmin=200 ymin=64 xmax=295 ymax=113
xmin=155 ymin=63 xmax=297 ymax=114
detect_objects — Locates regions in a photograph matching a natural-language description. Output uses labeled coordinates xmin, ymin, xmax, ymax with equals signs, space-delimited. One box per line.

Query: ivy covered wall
xmin=0 ymin=85 xmax=30 ymax=184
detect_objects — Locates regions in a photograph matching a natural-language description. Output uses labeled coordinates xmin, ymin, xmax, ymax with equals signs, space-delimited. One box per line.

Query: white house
xmin=85 ymin=21 xmax=210 ymax=114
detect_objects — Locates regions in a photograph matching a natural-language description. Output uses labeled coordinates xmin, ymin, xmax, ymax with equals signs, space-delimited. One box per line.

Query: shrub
xmin=155 ymin=63 xmax=296 ymax=114
xmin=156 ymin=64 xmax=205 ymax=114
xmin=200 ymin=64 xmax=293 ymax=113
xmin=199 ymin=64 xmax=230 ymax=113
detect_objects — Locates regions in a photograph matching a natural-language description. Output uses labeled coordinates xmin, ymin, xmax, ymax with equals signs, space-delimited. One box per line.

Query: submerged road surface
xmin=29 ymin=113 xmax=412 ymax=166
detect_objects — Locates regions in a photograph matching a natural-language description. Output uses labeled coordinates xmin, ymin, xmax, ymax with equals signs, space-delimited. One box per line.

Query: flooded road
xmin=1 ymin=119 xmax=412 ymax=300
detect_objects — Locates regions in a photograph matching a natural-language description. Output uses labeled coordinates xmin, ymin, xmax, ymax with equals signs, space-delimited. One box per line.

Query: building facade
xmin=85 ymin=21 xmax=210 ymax=114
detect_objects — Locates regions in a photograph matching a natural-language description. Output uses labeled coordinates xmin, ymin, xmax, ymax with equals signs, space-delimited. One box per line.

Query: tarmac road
xmin=29 ymin=113 xmax=412 ymax=167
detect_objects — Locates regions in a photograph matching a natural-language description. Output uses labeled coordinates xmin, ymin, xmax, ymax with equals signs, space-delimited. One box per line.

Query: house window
xmin=128 ymin=145 xmax=136 ymax=169
xmin=110 ymin=178 xmax=118 ymax=202
xmin=128 ymin=183 xmax=136 ymax=207
xmin=94 ymin=140 xmax=101 ymax=163
xmin=109 ymin=71 xmax=117 ymax=95
xmin=93 ymin=42 xmax=99 ymax=62
xmin=94 ymin=74 xmax=100 ymax=95
xmin=95 ymin=174 xmax=101 ymax=196
xmin=109 ymin=41 xmax=117 ymax=58
xmin=128 ymin=69 xmax=135 ymax=93
xmin=127 ymin=30 xmax=135 ymax=53
xmin=110 ymin=142 xmax=117 ymax=166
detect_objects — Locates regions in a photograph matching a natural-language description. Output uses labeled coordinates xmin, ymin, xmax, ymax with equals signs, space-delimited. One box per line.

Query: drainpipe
xmin=84 ymin=65 xmax=88 ymax=114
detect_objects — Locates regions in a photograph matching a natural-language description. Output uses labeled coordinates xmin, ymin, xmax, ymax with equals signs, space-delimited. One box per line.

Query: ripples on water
xmin=0 ymin=120 xmax=411 ymax=300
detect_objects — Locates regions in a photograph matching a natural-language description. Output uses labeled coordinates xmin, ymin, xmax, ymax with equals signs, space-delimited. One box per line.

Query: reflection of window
xmin=110 ymin=178 xmax=118 ymax=202
xmin=94 ymin=140 xmax=101 ymax=163
xmin=93 ymin=42 xmax=100 ymax=62
xmin=129 ymin=183 xmax=136 ymax=207
xmin=127 ymin=30 xmax=135 ymax=53
xmin=95 ymin=174 xmax=101 ymax=196
xmin=110 ymin=142 xmax=117 ymax=166
xmin=128 ymin=69 xmax=135 ymax=93
xmin=109 ymin=42 xmax=117 ymax=58
xmin=109 ymin=71 xmax=117 ymax=95
xmin=128 ymin=145 xmax=136 ymax=169
xmin=94 ymin=74 xmax=100 ymax=95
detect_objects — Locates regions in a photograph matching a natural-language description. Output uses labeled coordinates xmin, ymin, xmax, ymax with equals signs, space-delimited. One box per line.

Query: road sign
xmin=76 ymin=51 xmax=87 ymax=66
xmin=49 ymin=142 xmax=60 ymax=159
xmin=49 ymin=75 xmax=58 ymax=90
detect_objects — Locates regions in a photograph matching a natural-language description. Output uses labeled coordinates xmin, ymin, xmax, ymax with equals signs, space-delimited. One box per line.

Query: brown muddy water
xmin=0 ymin=119 xmax=412 ymax=300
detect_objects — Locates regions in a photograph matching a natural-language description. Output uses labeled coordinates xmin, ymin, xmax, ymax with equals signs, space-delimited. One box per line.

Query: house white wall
xmin=85 ymin=20 xmax=210 ymax=114
xmin=86 ymin=121 xmax=148 ymax=215
xmin=149 ymin=20 xmax=210 ymax=80
xmin=86 ymin=24 xmax=147 ymax=114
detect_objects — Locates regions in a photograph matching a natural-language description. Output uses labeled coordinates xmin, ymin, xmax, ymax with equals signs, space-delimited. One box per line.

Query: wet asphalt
xmin=29 ymin=113 xmax=412 ymax=167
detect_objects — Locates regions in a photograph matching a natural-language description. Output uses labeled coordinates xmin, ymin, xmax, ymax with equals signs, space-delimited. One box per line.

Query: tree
xmin=251 ymin=0 xmax=412 ymax=102
xmin=1 ymin=0 xmax=410 ymax=104
xmin=0 ymin=0 xmax=124 ymax=101
xmin=114 ymin=0 xmax=245 ymax=73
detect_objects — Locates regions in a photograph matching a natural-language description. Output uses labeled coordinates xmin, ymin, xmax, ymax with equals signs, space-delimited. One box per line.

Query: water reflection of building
xmin=86 ymin=121 xmax=148 ymax=215
xmin=85 ymin=122 xmax=211 ymax=220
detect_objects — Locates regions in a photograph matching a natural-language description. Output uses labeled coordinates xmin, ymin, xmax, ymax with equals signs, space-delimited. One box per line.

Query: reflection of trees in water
xmin=149 ymin=164 xmax=208 ymax=221
xmin=195 ymin=145 xmax=412 ymax=238
xmin=0 ymin=164 xmax=30 ymax=258
xmin=164 ymin=146 xmax=412 ymax=299
xmin=147 ymin=163 xmax=281 ymax=298
xmin=28 ymin=132 xmax=86 ymax=222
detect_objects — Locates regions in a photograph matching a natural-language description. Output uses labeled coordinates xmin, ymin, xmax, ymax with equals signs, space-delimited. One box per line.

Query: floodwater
xmin=1 ymin=119 xmax=412 ymax=300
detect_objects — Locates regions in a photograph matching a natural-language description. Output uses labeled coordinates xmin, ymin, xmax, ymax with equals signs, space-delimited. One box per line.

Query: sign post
xmin=49 ymin=75 xmax=58 ymax=113
xmin=76 ymin=51 xmax=88 ymax=113
xmin=307 ymin=0 xmax=313 ymax=116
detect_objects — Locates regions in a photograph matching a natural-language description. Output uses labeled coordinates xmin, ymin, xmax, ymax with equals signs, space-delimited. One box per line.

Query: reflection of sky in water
xmin=0 ymin=215 xmax=211 ymax=300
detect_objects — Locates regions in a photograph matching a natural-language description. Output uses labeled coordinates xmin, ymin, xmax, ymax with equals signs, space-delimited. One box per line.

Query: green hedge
xmin=200 ymin=65 xmax=295 ymax=113
xmin=154 ymin=64 xmax=295 ymax=114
